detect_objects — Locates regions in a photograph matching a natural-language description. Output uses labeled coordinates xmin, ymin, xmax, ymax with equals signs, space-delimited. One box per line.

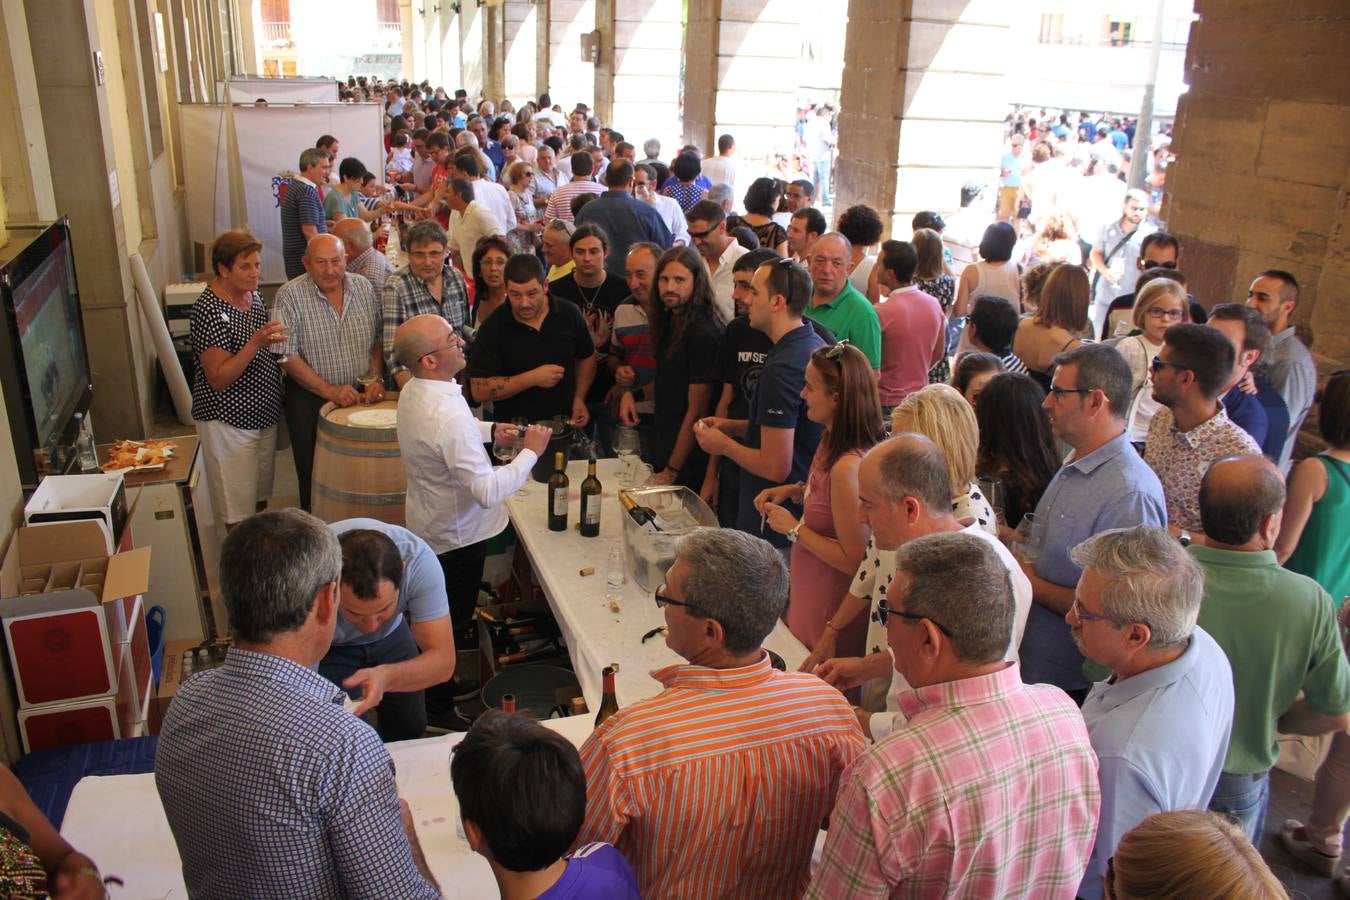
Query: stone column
xmin=23 ymin=0 xmax=151 ymax=434
xmin=1165 ymin=0 xmax=1350 ymax=379
xmin=502 ymin=0 xmax=538 ymax=102
xmin=834 ymin=0 xmax=1013 ymax=236
xmin=484 ymin=3 xmax=505 ymax=102
xmin=601 ymin=0 xmax=682 ymax=151
xmin=399 ymin=0 xmax=415 ymax=80
xmin=459 ymin=0 xmax=485 ymax=98
xmin=709 ymin=0 xmax=801 ymax=162
xmin=548 ymin=0 xmax=595 ymax=109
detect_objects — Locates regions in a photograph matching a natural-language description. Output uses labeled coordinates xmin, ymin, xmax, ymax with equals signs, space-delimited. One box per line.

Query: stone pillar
xmin=502 ymin=0 xmax=537 ymax=102
xmin=548 ymin=0 xmax=594 ymax=109
xmin=712 ymin=0 xmax=801 ymax=162
xmin=440 ymin=8 xmax=462 ymax=91
xmin=399 ymin=0 xmax=415 ymax=80
xmin=405 ymin=1 xmax=426 ymax=83
xmin=1166 ymin=0 xmax=1350 ymax=379
xmin=834 ymin=0 xmax=1012 ymax=237
xmin=484 ymin=3 xmax=505 ymax=102
xmin=681 ymin=0 xmax=716 ymax=155
xmin=600 ymin=0 xmax=682 ymax=152
xmin=459 ymin=0 xmax=485 ymax=99
xmin=423 ymin=7 xmax=442 ymax=87
xmin=23 ymin=0 xmax=151 ymax=434
xmin=0 ymin=0 xmax=58 ymax=225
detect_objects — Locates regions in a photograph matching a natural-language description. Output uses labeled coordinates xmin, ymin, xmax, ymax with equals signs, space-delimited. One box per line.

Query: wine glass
xmin=492 ymin=426 xmax=518 ymax=465
xmin=613 ymin=426 xmax=641 ymax=487
xmin=512 ymin=418 xmax=532 ymax=495
xmin=977 ymin=476 xmax=1006 ymax=527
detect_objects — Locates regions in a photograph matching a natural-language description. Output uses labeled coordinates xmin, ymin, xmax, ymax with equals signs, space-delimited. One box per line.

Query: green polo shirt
xmin=803 ymin=282 xmax=881 ymax=369
xmin=1190 ymin=544 xmax=1350 ymax=775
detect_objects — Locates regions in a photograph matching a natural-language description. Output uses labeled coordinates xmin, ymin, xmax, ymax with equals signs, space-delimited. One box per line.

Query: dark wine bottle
xmin=547 ymin=451 xmax=569 ymax=532
xmin=579 ymin=459 xmax=602 ymax=537
xmin=595 ymin=665 xmax=620 ymax=727
xmin=618 ymin=491 xmax=661 ymax=531
xmin=501 ymin=693 xmax=517 ymax=713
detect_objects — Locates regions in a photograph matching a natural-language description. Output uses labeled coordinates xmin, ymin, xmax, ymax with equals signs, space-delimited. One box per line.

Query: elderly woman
xmin=190 ymin=229 xmax=286 ymax=528
xmin=504 ymin=160 xmax=543 ymax=253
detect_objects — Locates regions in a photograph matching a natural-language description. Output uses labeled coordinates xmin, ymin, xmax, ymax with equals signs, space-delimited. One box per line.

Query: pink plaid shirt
xmin=807 ymin=664 xmax=1100 ymax=899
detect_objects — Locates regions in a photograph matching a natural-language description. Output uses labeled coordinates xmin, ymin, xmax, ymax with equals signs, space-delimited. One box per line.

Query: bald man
xmin=803 ymin=233 xmax=881 ymax=369
xmin=1191 ymin=454 xmax=1350 ymax=843
xmin=274 ymin=233 xmax=385 ymax=510
xmin=333 ymin=218 xmax=394 ymax=300
xmin=394 ymin=315 xmax=550 ymax=647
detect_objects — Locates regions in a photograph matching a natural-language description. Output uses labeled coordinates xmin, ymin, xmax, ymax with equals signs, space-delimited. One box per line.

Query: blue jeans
xmin=813 ymin=158 xmax=831 ymax=205
xmin=320 ymin=619 xmax=426 ymax=742
xmin=1209 ymin=770 xmax=1271 ymax=845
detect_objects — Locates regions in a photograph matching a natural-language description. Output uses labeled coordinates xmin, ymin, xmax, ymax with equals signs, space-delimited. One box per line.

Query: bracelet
xmin=824 ymin=620 xmax=840 ymax=633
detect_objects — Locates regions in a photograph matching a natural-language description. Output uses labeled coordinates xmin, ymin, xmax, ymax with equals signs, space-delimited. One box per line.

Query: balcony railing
xmin=376 ymin=21 xmax=402 ymax=50
xmin=261 ymin=22 xmax=294 ymax=48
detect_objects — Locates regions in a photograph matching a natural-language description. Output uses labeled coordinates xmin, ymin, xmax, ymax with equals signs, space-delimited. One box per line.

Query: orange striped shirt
xmin=576 ymin=652 xmax=867 ymax=899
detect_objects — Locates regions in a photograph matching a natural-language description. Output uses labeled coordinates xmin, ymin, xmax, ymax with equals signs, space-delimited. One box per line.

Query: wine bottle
xmin=548 ymin=451 xmax=569 ymax=532
xmin=497 ymin=643 xmax=566 ymax=667
xmin=579 ymin=459 xmax=602 ymax=537
xmin=618 ymin=491 xmax=661 ymax=531
xmin=501 ymin=693 xmax=517 ymax=713
xmin=595 ymin=665 xmax=620 ymax=727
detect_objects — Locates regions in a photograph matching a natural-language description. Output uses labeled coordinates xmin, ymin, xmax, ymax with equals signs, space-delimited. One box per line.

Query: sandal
xmin=1281 ymin=819 xmax=1341 ymax=878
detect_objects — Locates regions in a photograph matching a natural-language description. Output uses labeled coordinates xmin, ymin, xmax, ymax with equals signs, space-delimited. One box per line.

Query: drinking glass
xmin=977 ymin=476 xmax=1007 ymax=527
xmin=492 ymin=427 xmax=518 ymax=465
xmin=512 ymin=418 xmax=532 ymax=495
xmin=613 ymin=427 xmax=641 ymax=487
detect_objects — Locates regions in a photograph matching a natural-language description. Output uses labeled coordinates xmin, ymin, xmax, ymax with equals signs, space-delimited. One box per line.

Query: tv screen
xmin=0 ymin=219 xmax=93 ymax=485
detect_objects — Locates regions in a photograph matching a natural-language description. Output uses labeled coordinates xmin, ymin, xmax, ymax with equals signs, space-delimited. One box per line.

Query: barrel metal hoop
xmin=317 ymin=419 xmax=399 ymax=442
xmin=312 ymin=482 xmax=406 ymax=505
xmin=315 ymin=434 xmax=403 ymax=457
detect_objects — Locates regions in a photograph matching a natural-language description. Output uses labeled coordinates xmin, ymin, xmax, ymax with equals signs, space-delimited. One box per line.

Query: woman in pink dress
xmin=756 ymin=343 xmax=885 ymax=659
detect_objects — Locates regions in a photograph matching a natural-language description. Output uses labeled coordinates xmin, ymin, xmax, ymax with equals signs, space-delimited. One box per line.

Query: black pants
xmin=319 ymin=619 xmax=426 ymax=742
xmin=438 ymin=538 xmax=491 ymax=647
xmin=283 ymin=384 xmax=327 ymax=511
xmin=717 ymin=458 xmax=741 ymax=528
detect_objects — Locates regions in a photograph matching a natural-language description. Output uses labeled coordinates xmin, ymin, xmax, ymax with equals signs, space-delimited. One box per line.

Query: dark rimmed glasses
xmin=873 ymin=599 xmax=954 ymax=637
xmin=655 ymin=583 xmax=709 ymax=617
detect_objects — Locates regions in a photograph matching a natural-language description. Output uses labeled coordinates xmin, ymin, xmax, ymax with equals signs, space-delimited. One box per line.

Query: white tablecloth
xmin=61 ymin=718 xmax=593 ymax=899
xmin=506 ymin=458 xmax=808 ymax=711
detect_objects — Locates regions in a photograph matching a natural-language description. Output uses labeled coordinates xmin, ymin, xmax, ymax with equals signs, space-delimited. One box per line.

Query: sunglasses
xmin=1149 ymin=356 xmax=1187 ymax=373
xmin=821 ymin=339 xmax=852 ymax=361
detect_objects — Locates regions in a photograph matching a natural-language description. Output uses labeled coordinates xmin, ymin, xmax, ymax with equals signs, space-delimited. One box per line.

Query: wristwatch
xmin=786 ymin=522 xmax=803 ymax=544
xmin=1178 ymin=530 xmax=1192 ymax=547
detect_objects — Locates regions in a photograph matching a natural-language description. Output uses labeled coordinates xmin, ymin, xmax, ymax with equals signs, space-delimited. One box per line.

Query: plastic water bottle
xmin=605 ymin=543 xmax=625 ymax=604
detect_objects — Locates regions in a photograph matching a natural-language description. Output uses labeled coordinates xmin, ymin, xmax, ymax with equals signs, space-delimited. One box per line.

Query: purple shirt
xmin=538 ymin=842 xmax=641 ymax=900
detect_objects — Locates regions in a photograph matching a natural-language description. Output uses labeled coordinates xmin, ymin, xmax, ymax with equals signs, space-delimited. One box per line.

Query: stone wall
xmin=1165 ymin=0 xmax=1350 ymax=375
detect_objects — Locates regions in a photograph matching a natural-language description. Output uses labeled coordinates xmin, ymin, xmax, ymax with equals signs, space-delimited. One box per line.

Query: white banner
xmin=220 ymin=77 xmax=339 ymax=104
xmin=180 ymin=103 xmax=384 ymax=285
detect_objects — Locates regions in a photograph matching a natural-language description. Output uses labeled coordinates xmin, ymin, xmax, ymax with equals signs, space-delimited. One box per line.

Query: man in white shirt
xmin=701 ymin=134 xmax=738 ymax=207
xmin=393 ymin=315 xmax=551 ymax=647
xmin=635 ymin=163 xmax=688 ymax=246
xmin=686 ymin=199 xmax=747 ymax=323
xmin=814 ymin=433 xmax=1032 ymax=741
xmin=445 ymin=179 xmax=504 ymax=280
xmin=452 ymin=150 xmax=516 ymax=233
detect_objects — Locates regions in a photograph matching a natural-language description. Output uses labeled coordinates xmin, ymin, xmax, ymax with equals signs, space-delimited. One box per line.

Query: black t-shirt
xmin=552 ymin=272 xmax=629 ymax=400
xmin=737 ymin=323 xmax=826 ymax=547
xmin=469 ymin=296 xmax=595 ymax=422
xmin=718 ymin=317 xmax=835 ymax=420
xmin=652 ymin=314 xmax=723 ymax=485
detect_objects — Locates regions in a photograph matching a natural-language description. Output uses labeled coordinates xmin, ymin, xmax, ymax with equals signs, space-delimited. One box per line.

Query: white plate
xmin=346 ymin=409 xmax=398 ymax=428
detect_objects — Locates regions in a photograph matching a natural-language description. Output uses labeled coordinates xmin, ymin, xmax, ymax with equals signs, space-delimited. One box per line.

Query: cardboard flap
xmin=103 ymin=547 xmax=151 ymax=603
xmin=17 ymin=522 xmax=109 ymax=565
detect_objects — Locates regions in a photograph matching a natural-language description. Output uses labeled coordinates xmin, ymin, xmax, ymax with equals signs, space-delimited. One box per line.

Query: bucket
xmin=480 ymin=665 xmax=580 ymax=719
xmin=146 ymin=605 xmax=167 ymax=687
xmin=312 ymin=396 xmax=407 ymax=526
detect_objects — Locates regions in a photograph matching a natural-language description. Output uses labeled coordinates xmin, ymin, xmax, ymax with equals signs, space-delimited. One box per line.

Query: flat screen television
xmin=0 ymin=219 xmax=94 ymax=488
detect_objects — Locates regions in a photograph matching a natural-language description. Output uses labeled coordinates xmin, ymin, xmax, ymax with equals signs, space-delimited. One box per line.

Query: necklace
xmin=575 ymin=277 xmax=604 ymax=310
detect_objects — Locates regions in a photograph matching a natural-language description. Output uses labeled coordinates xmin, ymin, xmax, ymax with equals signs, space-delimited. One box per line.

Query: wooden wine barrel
xmin=311 ymin=396 xmax=406 ymax=526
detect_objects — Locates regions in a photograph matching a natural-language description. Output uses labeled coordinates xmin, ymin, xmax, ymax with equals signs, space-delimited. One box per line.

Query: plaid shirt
xmin=381 ymin=263 xmax=469 ymax=376
xmin=807 ymin=664 xmax=1100 ymax=899
xmin=154 ymin=649 xmax=438 ymax=899
xmin=348 ymin=246 xmax=394 ymax=301
xmin=273 ymin=273 xmax=381 ymax=386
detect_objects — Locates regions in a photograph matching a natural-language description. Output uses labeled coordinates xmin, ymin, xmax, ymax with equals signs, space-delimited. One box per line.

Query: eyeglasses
xmin=1146 ymin=307 xmax=1185 ymax=321
xmin=1047 ymin=385 xmax=1093 ymax=399
xmin=419 ymin=336 xmax=461 ymax=361
xmin=1071 ymin=596 xmax=1118 ymax=625
xmin=874 ymin=599 xmax=954 ymax=637
xmin=1149 ymin=356 xmax=1187 ymax=373
xmin=654 ymin=583 xmax=708 ymax=617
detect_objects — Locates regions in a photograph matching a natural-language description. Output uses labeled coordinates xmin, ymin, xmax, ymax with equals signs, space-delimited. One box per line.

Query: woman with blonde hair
xmin=1013 ymin=263 xmax=1089 ymax=391
xmin=1107 ymin=810 xmax=1288 ymax=899
xmin=1022 ymin=211 xmax=1083 ymax=268
xmin=1112 ymin=277 xmax=1189 ymax=446
xmin=891 ymin=383 xmax=996 ymax=534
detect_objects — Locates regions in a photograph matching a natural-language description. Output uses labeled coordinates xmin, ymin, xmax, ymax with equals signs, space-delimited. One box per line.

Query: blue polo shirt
xmin=736 ymin=322 xmax=825 ymax=548
xmin=1078 ymin=627 xmax=1234 ymax=900
xmin=1019 ymin=432 xmax=1167 ymax=692
xmin=329 ymin=518 xmax=449 ymax=646
xmin=574 ymin=189 xmax=674 ymax=274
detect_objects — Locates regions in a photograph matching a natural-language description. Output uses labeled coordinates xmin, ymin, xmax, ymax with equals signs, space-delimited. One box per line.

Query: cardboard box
xmin=24 ymin=473 xmax=128 ymax=555
xmin=156 ymin=638 xmax=231 ymax=720
xmin=17 ymin=696 xmax=121 ymax=754
xmin=0 ymin=521 xmax=152 ymax=708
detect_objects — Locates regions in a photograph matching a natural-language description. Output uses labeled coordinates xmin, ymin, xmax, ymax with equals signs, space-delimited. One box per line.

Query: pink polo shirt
xmin=877 ymin=285 xmax=945 ymax=407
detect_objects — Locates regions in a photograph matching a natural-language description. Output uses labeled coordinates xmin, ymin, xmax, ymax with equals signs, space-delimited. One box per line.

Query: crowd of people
xmin=28 ymin=73 xmax=1333 ymax=899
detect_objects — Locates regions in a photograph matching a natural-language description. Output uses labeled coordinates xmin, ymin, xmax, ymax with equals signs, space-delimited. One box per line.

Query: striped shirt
xmin=576 ymin=653 xmax=867 ymax=900
xmin=381 ymin=262 xmax=470 ymax=377
xmin=273 ymin=273 xmax=381 ymax=387
xmin=545 ymin=178 xmax=605 ymax=222
xmin=807 ymin=664 xmax=1100 ymax=899
xmin=279 ymin=177 xmax=326 ymax=280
